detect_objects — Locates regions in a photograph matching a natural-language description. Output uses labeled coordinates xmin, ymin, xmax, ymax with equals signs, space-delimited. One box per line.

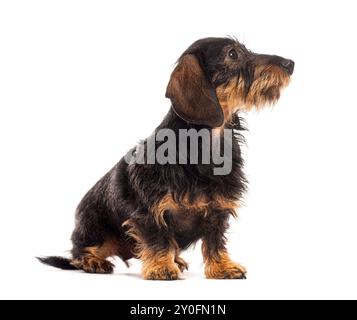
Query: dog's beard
xmin=243 ymin=67 xmax=290 ymax=109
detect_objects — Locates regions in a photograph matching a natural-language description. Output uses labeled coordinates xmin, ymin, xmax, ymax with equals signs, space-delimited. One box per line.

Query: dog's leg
xmin=71 ymin=241 xmax=117 ymax=274
xmin=124 ymin=218 xmax=181 ymax=280
xmin=202 ymin=211 xmax=246 ymax=279
xmin=141 ymin=247 xmax=181 ymax=280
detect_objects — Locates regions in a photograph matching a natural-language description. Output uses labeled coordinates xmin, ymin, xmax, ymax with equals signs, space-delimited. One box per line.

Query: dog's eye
xmin=228 ymin=49 xmax=238 ymax=60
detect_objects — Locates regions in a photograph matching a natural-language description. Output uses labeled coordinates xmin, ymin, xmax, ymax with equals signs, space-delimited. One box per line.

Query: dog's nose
xmin=280 ymin=59 xmax=295 ymax=75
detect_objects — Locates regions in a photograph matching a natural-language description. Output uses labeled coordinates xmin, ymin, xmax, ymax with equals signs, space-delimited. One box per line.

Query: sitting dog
xmin=39 ymin=37 xmax=294 ymax=280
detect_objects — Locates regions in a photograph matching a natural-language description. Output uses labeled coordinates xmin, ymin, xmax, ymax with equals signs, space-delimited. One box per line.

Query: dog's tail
xmin=37 ymin=256 xmax=78 ymax=270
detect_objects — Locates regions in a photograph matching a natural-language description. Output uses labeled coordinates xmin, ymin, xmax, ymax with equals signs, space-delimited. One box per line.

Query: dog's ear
xmin=165 ymin=54 xmax=224 ymax=127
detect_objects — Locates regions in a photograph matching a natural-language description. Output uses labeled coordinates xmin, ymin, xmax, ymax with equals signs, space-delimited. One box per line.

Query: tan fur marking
xmin=123 ymin=219 xmax=185 ymax=279
xmin=216 ymin=78 xmax=245 ymax=123
xmin=72 ymin=242 xmax=116 ymax=274
xmin=71 ymin=255 xmax=114 ymax=274
xmin=71 ymin=239 xmax=120 ymax=274
xmin=150 ymin=194 xmax=180 ymax=226
xmin=215 ymin=195 xmax=239 ymax=216
xmin=151 ymin=194 xmax=239 ymax=227
xmin=202 ymin=247 xmax=246 ymax=279
xmin=122 ymin=219 xmax=148 ymax=260
xmin=216 ymin=65 xmax=290 ymax=124
xmin=84 ymin=239 xmax=119 ymax=259
xmin=141 ymin=248 xmax=181 ymax=280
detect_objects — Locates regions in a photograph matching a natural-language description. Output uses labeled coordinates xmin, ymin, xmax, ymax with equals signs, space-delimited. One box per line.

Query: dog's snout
xmin=279 ymin=58 xmax=294 ymax=75
xmin=256 ymin=54 xmax=295 ymax=75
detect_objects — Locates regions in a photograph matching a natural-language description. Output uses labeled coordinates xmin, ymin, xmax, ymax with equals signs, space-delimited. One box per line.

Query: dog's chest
xmin=169 ymin=209 xmax=205 ymax=234
xmin=161 ymin=194 xmax=238 ymax=243
xmin=167 ymin=207 xmax=210 ymax=248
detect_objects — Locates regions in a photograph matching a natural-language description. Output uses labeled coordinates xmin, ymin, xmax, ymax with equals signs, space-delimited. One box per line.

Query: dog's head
xmin=166 ymin=37 xmax=294 ymax=127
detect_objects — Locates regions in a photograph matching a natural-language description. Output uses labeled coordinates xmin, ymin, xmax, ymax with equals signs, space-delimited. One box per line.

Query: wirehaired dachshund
xmin=39 ymin=37 xmax=294 ymax=280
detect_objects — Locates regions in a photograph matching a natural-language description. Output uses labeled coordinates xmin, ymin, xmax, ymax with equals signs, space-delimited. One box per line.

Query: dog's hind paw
xmin=72 ymin=256 xmax=114 ymax=274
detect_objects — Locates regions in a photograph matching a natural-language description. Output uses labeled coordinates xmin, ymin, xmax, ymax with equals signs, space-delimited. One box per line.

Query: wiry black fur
xmin=123 ymin=110 xmax=247 ymax=254
xmin=37 ymin=256 xmax=77 ymax=270
xmin=39 ymin=37 xmax=293 ymax=278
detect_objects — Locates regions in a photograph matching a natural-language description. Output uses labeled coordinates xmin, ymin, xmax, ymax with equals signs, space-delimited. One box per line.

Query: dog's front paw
xmin=143 ymin=263 xmax=181 ymax=280
xmin=205 ymin=260 xmax=246 ymax=279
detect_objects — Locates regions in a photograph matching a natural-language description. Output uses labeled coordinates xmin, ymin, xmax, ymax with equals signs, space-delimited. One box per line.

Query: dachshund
xmin=39 ymin=37 xmax=294 ymax=280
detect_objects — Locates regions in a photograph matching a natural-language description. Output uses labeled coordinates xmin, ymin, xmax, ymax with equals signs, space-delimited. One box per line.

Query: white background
xmin=1 ymin=0 xmax=356 ymax=300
